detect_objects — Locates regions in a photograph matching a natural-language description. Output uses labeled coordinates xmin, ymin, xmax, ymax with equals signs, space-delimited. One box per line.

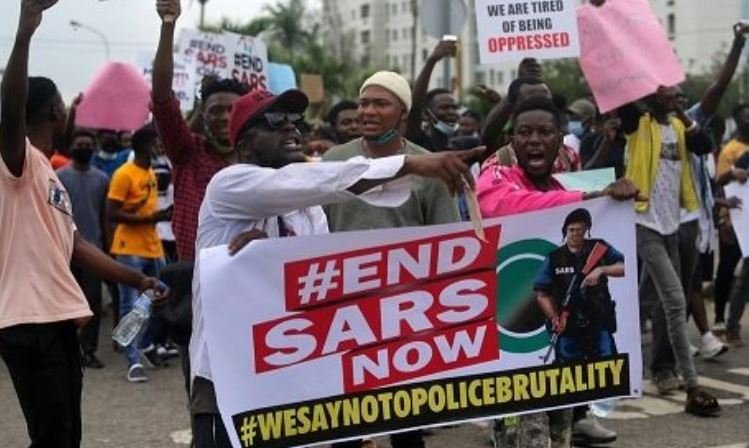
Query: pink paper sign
xmin=577 ymin=0 xmax=685 ymax=113
xmin=75 ymin=62 xmax=151 ymax=131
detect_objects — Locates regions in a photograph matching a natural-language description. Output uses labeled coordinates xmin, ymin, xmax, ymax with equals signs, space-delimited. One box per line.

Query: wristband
xmin=686 ymin=121 xmax=699 ymax=133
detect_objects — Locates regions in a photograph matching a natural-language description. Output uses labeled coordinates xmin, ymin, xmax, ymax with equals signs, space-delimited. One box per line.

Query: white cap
xmin=360 ymin=71 xmax=412 ymax=112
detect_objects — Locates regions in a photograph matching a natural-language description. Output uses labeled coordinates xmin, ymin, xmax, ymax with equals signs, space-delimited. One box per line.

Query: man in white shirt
xmin=189 ymin=87 xmax=483 ymax=447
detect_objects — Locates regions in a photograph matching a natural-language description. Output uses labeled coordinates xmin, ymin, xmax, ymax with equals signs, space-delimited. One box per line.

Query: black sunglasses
xmin=260 ymin=112 xmax=303 ymax=129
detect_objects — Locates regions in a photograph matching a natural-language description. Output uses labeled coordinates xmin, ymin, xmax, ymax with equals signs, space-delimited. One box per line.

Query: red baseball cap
xmin=229 ymin=89 xmax=309 ymax=147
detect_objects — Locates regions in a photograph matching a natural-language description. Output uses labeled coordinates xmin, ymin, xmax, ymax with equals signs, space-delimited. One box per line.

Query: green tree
xmin=206 ymin=0 xmax=377 ymax=106
xmin=542 ymin=59 xmax=590 ymax=103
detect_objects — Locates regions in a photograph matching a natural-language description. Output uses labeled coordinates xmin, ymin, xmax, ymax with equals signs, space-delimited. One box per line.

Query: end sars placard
xmin=476 ymin=0 xmax=580 ymax=64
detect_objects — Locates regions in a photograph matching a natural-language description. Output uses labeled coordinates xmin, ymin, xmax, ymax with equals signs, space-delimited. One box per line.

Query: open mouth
xmin=525 ymin=149 xmax=547 ymax=169
xmin=281 ymin=135 xmax=302 ymax=151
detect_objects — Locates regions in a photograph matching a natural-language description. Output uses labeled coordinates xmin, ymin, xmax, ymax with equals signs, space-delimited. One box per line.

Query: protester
xmin=57 ymin=129 xmax=111 ymax=369
xmin=477 ymin=97 xmax=640 ymax=447
xmin=152 ymin=137 xmax=177 ymax=262
xmin=618 ymin=85 xmax=720 ymax=415
xmin=458 ymin=109 xmax=483 ymax=138
xmin=564 ymin=98 xmax=597 ymax=152
xmin=151 ymin=0 xmax=248 ymax=262
xmin=323 ymin=70 xmax=463 ymax=448
xmin=482 ymin=77 xmax=580 ymax=173
xmin=643 ymin=25 xmax=747 ymax=365
xmin=91 ymin=128 xmax=132 ymax=178
xmin=189 ymin=84 xmax=482 ymax=447
xmin=716 ymin=104 xmax=749 ymax=346
xmin=327 ymin=99 xmax=361 ymax=144
xmin=0 ymin=2 xmax=165 ymax=445
xmin=406 ymin=40 xmax=459 ymax=151
xmin=580 ymin=111 xmax=626 ymax=178
xmin=107 ymin=125 xmax=172 ymax=382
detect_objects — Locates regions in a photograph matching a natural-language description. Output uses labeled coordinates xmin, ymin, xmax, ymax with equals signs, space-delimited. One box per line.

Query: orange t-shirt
xmin=107 ymin=161 xmax=164 ymax=258
xmin=0 ymin=142 xmax=92 ymax=329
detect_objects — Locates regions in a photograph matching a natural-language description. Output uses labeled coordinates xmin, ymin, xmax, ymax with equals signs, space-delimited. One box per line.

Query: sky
xmin=0 ymin=0 xmax=272 ymax=100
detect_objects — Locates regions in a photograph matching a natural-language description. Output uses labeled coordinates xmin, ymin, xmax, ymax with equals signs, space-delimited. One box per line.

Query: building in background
xmin=321 ymin=0 xmax=749 ymax=100
xmin=320 ymin=0 xmax=519 ymax=98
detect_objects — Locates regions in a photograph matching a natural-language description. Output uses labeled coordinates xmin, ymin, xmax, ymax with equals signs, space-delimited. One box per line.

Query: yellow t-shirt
xmin=107 ymin=161 xmax=164 ymax=258
xmin=717 ymin=138 xmax=749 ymax=176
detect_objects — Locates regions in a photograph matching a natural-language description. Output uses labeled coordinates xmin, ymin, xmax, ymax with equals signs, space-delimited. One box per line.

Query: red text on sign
xmin=487 ymin=32 xmax=570 ymax=53
xmin=342 ymin=320 xmax=497 ymax=392
xmin=283 ymin=226 xmax=501 ymax=311
xmin=253 ymin=270 xmax=496 ymax=373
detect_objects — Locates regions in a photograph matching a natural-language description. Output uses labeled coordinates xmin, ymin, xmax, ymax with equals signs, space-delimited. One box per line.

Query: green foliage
xmin=541 ymin=59 xmax=590 ymax=104
xmin=205 ymin=0 xmax=377 ymax=112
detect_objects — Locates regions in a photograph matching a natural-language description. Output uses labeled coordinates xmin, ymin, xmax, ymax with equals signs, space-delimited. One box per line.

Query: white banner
xmin=725 ymin=181 xmax=749 ymax=257
xmin=136 ymin=51 xmax=197 ymax=112
xmin=475 ymin=0 xmax=580 ymax=64
xmin=199 ymin=198 xmax=641 ymax=448
xmin=176 ymin=29 xmax=269 ymax=94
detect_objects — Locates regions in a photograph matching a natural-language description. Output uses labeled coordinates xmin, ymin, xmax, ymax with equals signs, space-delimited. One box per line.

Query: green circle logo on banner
xmin=496 ymin=238 xmax=558 ymax=353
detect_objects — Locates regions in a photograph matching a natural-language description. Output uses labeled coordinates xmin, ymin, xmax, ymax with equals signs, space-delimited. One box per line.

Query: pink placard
xmin=577 ymin=0 xmax=685 ymax=113
xmin=75 ymin=62 xmax=151 ymax=131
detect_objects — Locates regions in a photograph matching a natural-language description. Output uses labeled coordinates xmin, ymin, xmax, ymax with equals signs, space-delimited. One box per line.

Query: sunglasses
xmin=259 ymin=112 xmax=303 ymax=130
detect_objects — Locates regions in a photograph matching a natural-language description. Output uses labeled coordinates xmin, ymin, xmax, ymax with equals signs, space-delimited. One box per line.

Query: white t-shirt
xmin=190 ymin=156 xmax=410 ymax=382
xmin=636 ymin=125 xmax=682 ymax=235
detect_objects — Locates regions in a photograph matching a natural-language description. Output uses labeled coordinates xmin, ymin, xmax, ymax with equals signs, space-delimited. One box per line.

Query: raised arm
xmin=481 ymin=98 xmax=515 ymax=152
xmin=153 ymin=0 xmax=180 ymax=104
xmin=0 ymin=0 xmax=56 ymax=177
xmin=405 ymin=40 xmax=457 ymax=140
xmin=699 ymin=24 xmax=748 ymax=117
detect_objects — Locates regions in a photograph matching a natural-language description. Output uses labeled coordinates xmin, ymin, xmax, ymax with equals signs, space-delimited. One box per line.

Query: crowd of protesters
xmin=2 ymin=0 xmax=749 ymax=447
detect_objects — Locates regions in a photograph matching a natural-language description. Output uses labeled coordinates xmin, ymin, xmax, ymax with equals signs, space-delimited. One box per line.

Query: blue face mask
xmin=568 ymin=120 xmax=584 ymax=138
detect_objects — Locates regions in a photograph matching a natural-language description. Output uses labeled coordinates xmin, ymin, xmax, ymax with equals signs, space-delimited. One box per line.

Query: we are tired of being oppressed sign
xmin=475 ymin=0 xmax=580 ymax=64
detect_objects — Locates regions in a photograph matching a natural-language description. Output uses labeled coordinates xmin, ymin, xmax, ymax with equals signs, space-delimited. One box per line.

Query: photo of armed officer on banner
xmin=535 ymin=208 xmax=625 ymax=364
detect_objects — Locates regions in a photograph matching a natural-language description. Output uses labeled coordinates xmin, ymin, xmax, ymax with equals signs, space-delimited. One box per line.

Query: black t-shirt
xmin=579 ymin=131 xmax=626 ymax=179
xmin=410 ymin=128 xmax=451 ymax=152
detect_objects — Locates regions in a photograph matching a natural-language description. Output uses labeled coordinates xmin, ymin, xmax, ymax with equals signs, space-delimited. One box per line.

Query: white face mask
xmin=434 ymin=120 xmax=459 ymax=136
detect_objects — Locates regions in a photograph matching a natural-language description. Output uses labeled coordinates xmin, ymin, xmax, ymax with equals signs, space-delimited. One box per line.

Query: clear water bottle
xmin=591 ymin=398 xmax=618 ymax=417
xmin=112 ymin=290 xmax=153 ymax=347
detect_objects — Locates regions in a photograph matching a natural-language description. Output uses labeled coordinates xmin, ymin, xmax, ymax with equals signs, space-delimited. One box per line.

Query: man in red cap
xmin=189 ymin=87 xmax=483 ymax=448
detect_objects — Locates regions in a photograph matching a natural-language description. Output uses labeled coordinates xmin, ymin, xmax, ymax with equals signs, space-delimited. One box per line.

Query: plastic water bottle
xmin=591 ymin=398 xmax=618 ymax=417
xmin=112 ymin=290 xmax=153 ymax=347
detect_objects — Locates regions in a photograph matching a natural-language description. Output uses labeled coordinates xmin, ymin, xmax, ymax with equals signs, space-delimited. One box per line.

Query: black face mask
xmin=71 ymin=148 xmax=94 ymax=165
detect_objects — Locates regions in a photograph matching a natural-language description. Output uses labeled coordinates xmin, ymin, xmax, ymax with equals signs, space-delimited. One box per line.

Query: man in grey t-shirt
xmin=324 ymin=71 xmax=461 ymax=448
xmin=57 ymin=129 xmax=111 ymax=368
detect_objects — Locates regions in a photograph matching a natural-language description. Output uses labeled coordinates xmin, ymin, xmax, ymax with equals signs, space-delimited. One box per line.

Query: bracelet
xmin=686 ymin=122 xmax=699 ymax=133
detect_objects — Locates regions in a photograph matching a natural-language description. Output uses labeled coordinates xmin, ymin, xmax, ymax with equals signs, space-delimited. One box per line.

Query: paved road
xmin=2 ymin=305 xmax=749 ymax=448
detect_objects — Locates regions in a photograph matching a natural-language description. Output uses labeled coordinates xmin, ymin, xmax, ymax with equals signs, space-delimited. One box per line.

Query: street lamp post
xmin=70 ymin=20 xmax=111 ymax=61
xmin=198 ymin=0 xmax=209 ymax=31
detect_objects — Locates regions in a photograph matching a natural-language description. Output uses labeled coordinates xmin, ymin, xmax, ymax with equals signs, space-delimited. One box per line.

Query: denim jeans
xmin=647 ymin=220 xmax=699 ymax=374
xmin=727 ymin=260 xmax=749 ymax=334
xmin=116 ymin=255 xmax=165 ymax=367
xmin=636 ymin=225 xmax=698 ymax=388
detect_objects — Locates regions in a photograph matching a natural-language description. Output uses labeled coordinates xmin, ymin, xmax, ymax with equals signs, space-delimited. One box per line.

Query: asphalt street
xmin=2 ymin=303 xmax=749 ymax=448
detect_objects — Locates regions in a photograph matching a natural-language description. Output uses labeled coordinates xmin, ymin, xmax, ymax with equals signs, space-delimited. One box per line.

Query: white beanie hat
xmin=360 ymin=71 xmax=412 ymax=112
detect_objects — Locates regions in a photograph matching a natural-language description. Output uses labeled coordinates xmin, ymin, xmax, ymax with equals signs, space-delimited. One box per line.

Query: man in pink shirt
xmin=0 ymin=2 xmax=166 ymax=447
xmin=477 ymin=97 xmax=639 ymax=447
